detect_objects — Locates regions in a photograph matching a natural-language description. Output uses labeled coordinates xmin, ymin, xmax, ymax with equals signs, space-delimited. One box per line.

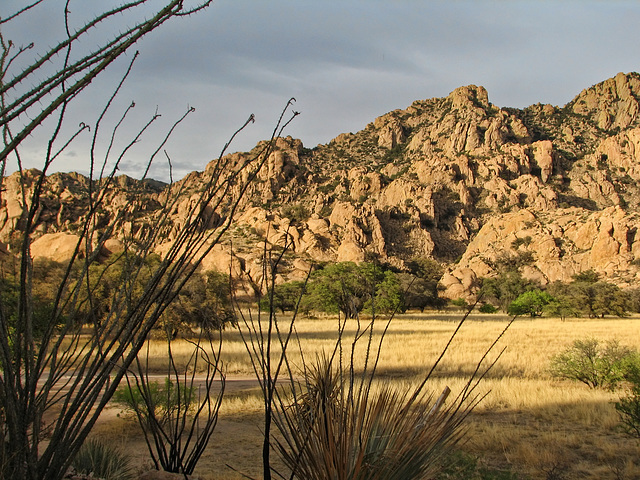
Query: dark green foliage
xmin=0 ymin=266 xmax=63 ymax=341
xmin=615 ymin=354 xmax=640 ymax=437
xmin=544 ymin=282 xmax=582 ymax=320
xmin=78 ymin=253 xmax=164 ymax=326
xmin=478 ymin=304 xmax=498 ymax=314
xmin=572 ymin=269 xmax=600 ymax=283
xmin=549 ymin=338 xmax=637 ymax=389
xmin=260 ymin=281 xmax=307 ymax=313
xmin=490 ymin=251 xmax=535 ymax=272
xmin=480 ymin=272 xmax=540 ymax=313
xmin=575 ymin=281 xmax=629 ymax=318
xmin=507 ymin=290 xmax=554 ymax=317
xmin=483 ymin=271 xmax=630 ymax=318
xmin=281 ymin=203 xmax=310 ymax=224
xmin=83 ymin=255 xmax=235 ymax=334
xmin=72 ymin=439 xmax=134 ymax=480
xmin=450 ymin=298 xmax=469 ymax=311
xmin=163 ymin=270 xmax=236 ymax=332
xmin=398 ymin=257 xmax=445 ymax=311
xmin=510 ymin=236 xmax=532 ymax=250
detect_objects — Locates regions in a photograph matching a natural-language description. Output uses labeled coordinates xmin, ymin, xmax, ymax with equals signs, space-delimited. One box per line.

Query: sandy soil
xmin=90 ymin=375 xmax=268 ymax=480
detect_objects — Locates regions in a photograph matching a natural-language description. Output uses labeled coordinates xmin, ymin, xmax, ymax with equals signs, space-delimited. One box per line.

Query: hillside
xmin=4 ymin=72 xmax=640 ymax=299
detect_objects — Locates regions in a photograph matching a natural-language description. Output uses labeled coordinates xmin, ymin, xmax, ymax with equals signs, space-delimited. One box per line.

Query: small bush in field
xmin=113 ymin=378 xmax=196 ymax=425
xmin=549 ymin=338 xmax=636 ymax=390
xmin=615 ymin=353 xmax=640 ymax=437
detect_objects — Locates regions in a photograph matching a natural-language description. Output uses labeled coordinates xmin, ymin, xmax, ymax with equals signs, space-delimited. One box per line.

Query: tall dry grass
xmin=111 ymin=314 xmax=640 ymax=479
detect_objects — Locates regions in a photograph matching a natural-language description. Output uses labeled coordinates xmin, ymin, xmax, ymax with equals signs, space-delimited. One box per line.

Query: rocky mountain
xmin=4 ymin=72 xmax=640 ymax=299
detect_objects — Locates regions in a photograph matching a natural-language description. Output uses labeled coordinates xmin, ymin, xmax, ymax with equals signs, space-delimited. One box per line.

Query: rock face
xmin=5 ymin=72 xmax=640 ymax=299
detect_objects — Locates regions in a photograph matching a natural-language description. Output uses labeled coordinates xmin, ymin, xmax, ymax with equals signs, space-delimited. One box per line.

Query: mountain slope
xmin=4 ymin=72 xmax=640 ymax=299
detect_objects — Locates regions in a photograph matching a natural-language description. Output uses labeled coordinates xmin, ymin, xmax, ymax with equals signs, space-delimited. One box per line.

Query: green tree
xmin=615 ymin=353 xmax=640 ymax=437
xmin=364 ymin=269 xmax=404 ymax=314
xmin=480 ymin=271 xmax=539 ymax=313
xmin=507 ymin=289 xmax=554 ymax=317
xmin=545 ymin=281 xmax=582 ymax=320
xmin=572 ymin=281 xmax=629 ymax=318
xmin=304 ymin=262 xmax=401 ymax=318
xmin=572 ymin=269 xmax=600 ymax=283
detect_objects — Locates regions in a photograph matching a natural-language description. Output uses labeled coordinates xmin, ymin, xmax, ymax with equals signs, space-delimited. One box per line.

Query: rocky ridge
xmin=4 ymin=72 xmax=640 ymax=299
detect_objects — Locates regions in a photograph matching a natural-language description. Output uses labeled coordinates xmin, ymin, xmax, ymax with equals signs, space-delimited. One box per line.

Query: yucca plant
xmin=72 ymin=439 xmax=134 ymax=480
xmin=273 ymin=355 xmax=466 ymax=480
xmin=271 ymin=329 xmax=498 ymax=480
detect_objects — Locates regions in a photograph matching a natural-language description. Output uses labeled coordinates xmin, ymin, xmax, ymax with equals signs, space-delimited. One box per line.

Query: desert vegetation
xmin=4 ymin=2 xmax=640 ymax=480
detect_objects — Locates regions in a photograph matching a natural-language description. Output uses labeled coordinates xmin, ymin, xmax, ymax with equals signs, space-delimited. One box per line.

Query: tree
xmin=303 ymin=262 xmax=402 ymax=318
xmin=571 ymin=280 xmax=629 ymax=318
xmin=507 ymin=289 xmax=554 ymax=317
xmin=545 ymin=281 xmax=582 ymax=320
xmin=480 ymin=271 xmax=539 ymax=313
xmin=260 ymin=280 xmax=306 ymax=314
xmin=615 ymin=353 xmax=640 ymax=438
xmin=401 ymin=257 xmax=444 ymax=311
xmin=162 ymin=269 xmax=236 ymax=334
xmin=0 ymin=3 xmax=298 ymax=478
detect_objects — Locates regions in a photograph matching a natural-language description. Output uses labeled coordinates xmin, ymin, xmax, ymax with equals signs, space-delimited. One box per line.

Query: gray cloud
xmin=4 ymin=0 xmax=640 ymax=181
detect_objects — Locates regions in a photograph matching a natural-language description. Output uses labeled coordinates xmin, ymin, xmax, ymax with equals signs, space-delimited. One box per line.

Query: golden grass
xmin=103 ymin=314 xmax=640 ymax=479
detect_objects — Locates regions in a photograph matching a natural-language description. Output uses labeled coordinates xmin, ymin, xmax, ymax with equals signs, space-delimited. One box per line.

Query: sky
xmin=3 ymin=0 xmax=640 ymax=182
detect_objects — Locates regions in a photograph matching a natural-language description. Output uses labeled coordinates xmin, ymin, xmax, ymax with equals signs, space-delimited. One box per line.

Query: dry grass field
xmin=94 ymin=313 xmax=640 ymax=479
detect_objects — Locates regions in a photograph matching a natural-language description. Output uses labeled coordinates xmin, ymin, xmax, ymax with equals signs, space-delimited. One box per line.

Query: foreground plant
xmin=274 ymin=356 xmax=463 ymax=480
xmin=0 ymin=3 xmax=297 ymax=478
xmin=238 ymin=233 xmax=511 ymax=479
xmin=71 ymin=439 xmax=134 ymax=480
xmin=117 ymin=330 xmax=225 ymax=475
xmin=270 ymin=309 xmax=509 ymax=480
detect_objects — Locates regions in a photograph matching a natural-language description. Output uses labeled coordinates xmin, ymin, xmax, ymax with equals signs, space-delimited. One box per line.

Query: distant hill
xmin=4 ymin=72 xmax=640 ymax=299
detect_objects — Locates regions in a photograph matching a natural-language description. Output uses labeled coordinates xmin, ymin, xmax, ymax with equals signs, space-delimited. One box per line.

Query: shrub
xmin=72 ymin=439 xmax=134 ymax=480
xmin=450 ymin=298 xmax=469 ymax=311
xmin=478 ymin=304 xmax=498 ymax=314
xmin=113 ymin=378 xmax=196 ymax=426
xmin=615 ymin=353 xmax=640 ymax=437
xmin=549 ymin=338 xmax=636 ymax=389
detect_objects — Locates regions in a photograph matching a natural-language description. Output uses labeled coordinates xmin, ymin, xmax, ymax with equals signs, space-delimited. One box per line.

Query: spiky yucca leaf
xmin=274 ymin=355 xmax=472 ymax=480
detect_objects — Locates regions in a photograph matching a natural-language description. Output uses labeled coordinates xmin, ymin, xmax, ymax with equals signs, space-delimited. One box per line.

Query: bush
xmin=113 ymin=378 xmax=196 ymax=426
xmin=72 ymin=439 xmax=134 ymax=480
xmin=615 ymin=353 xmax=640 ymax=437
xmin=478 ymin=304 xmax=498 ymax=314
xmin=549 ymin=338 xmax=636 ymax=389
xmin=451 ymin=298 xmax=469 ymax=311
